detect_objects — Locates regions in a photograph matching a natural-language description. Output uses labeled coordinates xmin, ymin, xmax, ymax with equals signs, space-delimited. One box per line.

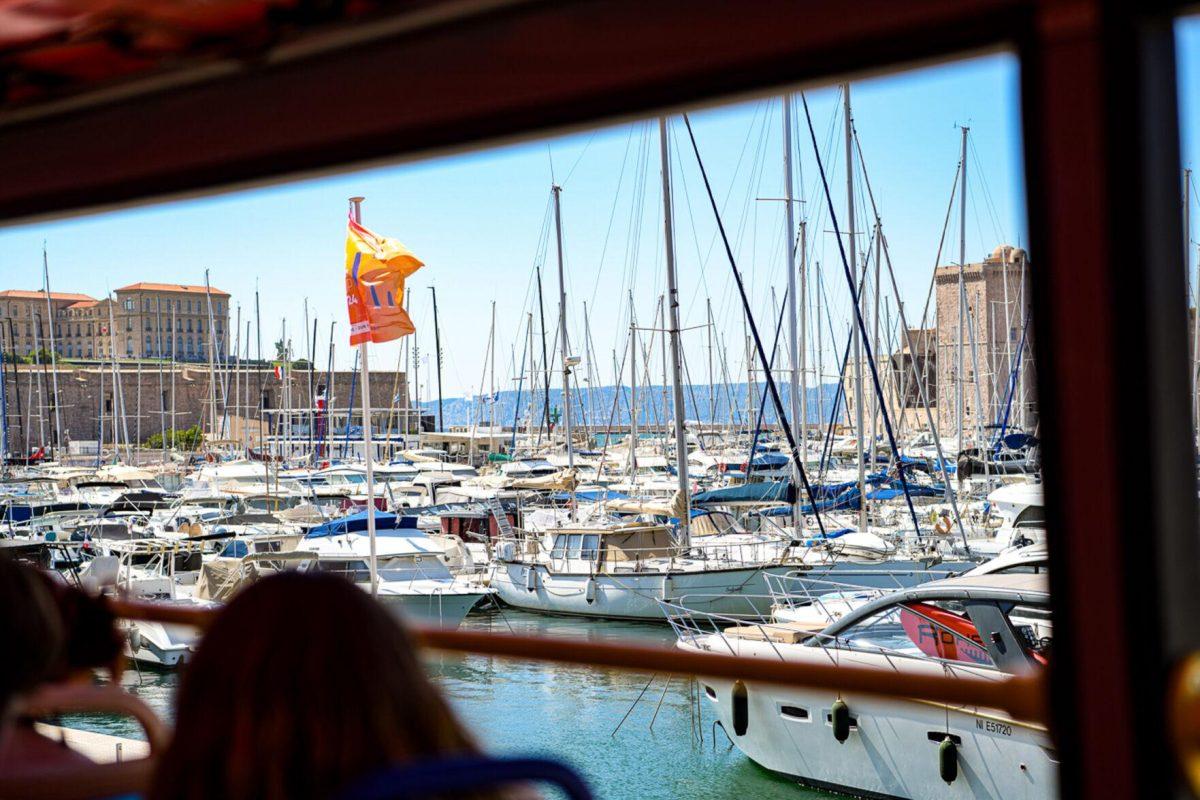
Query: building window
xmin=198 ymin=319 xmax=204 ymax=334
xmin=186 ymin=299 xmax=192 ymax=313
xmin=186 ymin=319 xmax=193 ymax=333
xmin=126 ymin=336 xmax=133 ymax=356
xmin=123 ymin=299 xmax=134 ymax=311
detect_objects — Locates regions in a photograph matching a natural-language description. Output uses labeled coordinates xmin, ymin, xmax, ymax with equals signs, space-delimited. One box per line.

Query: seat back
xmin=337 ymin=755 xmax=592 ymax=800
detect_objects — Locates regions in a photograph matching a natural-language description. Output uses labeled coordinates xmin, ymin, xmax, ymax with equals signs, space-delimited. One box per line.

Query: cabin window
xmin=566 ymin=533 xmax=583 ymax=559
xmin=219 ymin=540 xmax=249 ymax=558
xmin=581 ymin=534 xmax=599 ymax=562
xmin=550 ymin=535 xmax=566 ymax=560
xmin=318 ymin=559 xmax=371 ymax=582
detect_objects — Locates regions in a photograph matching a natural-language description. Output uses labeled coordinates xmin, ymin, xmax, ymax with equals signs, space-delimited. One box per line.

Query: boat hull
xmin=488 ymin=562 xmax=791 ymax=620
xmin=375 ymin=590 xmax=488 ymax=629
xmin=702 ymin=674 xmax=1056 ymax=800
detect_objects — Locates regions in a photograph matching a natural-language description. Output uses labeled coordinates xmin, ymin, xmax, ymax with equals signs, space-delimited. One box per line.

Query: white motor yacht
xmin=665 ymin=573 xmax=1054 ymax=799
xmin=302 ymin=511 xmax=493 ymax=628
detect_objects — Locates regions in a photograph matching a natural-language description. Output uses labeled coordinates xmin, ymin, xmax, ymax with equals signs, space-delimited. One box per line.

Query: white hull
xmin=375 ymin=588 xmax=487 ymax=629
xmin=489 ymin=562 xmax=790 ymax=620
xmin=702 ymin=673 xmax=1056 ymax=799
xmin=123 ymin=620 xmax=197 ymax=668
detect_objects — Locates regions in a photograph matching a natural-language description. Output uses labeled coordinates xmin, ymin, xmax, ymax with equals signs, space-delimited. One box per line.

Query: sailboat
xmin=489 ymin=119 xmax=793 ymax=620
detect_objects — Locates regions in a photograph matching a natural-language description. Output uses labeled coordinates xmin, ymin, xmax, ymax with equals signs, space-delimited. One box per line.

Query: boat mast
xmin=957 ymin=125 xmax=968 ymax=450
xmin=629 ymin=294 xmax=639 ymax=481
xmin=489 ymin=300 xmax=497 ymax=437
xmin=429 ymin=285 xmax=444 ymax=433
xmin=844 ymin=83 xmax=867 ymax=533
xmin=706 ymin=297 xmax=714 ymax=436
xmin=1187 ymin=168 xmax=1198 ymax=450
xmin=551 ymin=184 xmax=575 ymax=474
xmin=204 ymin=270 xmax=218 ymax=443
xmin=783 ymin=94 xmax=803 ymax=529
xmin=659 ymin=116 xmax=691 ymax=539
xmin=41 ymin=244 xmax=63 ymax=453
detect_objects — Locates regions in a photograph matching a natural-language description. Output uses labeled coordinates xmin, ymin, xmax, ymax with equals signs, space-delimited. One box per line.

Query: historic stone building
xmin=0 ymin=289 xmax=98 ymax=357
xmin=934 ymin=244 xmax=1034 ymax=438
xmin=1 ymin=282 xmax=231 ymax=362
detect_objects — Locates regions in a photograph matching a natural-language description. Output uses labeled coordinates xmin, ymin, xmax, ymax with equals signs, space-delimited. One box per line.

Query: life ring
xmin=205 ymin=453 xmax=215 ymax=463
xmin=933 ymin=516 xmax=953 ymax=536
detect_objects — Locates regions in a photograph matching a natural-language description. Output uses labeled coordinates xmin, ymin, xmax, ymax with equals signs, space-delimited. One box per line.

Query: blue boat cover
xmin=304 ymin=510 xmax=421 ymax=538
xmin=692 ymin=481 xmax=795 ymax=505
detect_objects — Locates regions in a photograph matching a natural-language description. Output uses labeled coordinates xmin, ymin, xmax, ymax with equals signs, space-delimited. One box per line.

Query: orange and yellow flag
xmin=345 ymin=217 xmax=425 ymax=346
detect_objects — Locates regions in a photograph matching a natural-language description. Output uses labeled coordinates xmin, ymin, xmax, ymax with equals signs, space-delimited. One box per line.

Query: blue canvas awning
xmin=304 ymin=511 xmax=420 ymax=538
xmin=692 ymin=481 xmax=795 ymax=506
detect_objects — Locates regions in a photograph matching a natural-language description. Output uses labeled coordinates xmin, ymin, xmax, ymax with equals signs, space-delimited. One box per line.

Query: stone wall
xmin=0 ymin=364 xmax=410 ymax=453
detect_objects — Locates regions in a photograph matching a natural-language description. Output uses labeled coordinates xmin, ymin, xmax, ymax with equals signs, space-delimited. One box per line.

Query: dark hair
xmin=36 ymin=573 xmax=122 ymax=681
xmin=149 ymin=572 xmax=485 ymax=800
xmin=0 ymin=557 xmax=63 ymax=717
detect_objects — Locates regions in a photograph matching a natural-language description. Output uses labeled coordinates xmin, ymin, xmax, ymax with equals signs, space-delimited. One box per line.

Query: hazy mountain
xmin=418 ymin=383 xmax=843 ymax=428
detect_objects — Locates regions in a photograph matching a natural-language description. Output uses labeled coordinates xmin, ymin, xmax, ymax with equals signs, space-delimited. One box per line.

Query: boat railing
xmin=657 ymin=598 xmax=795 ymax=662
xmin=496 ymin=527 xmax=793 ymax=572
xmin=660 ymin=593 xmax=995 ymax=677
xmin=763 ymin=568 xmax=967 ymax=613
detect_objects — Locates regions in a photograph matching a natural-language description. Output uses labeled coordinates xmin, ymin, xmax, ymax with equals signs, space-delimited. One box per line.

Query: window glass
xmin=581 ymin=533 xmax=599 ymax=561
xmin=566 ymin=533 xmax=583 ymax=559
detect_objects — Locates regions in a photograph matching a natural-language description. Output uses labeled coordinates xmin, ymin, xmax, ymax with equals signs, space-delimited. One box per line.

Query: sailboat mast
xmin=844 ymin=83 xmax=867 ymax=533
xmin=706 ymin=297 xmax=714 ymax=433
xmin=430 ymin=285 xmax=444 ymax=433
xmin=41 ymin=245 xmax=63 ymax=452
xmin=783 ymin=94 xmax=802 ymax=528
xmin=551 ymin=184 xmax=574 ymax=472
xmin=957 ymin=125 xmax=968 ymax=448
xmin=629 ymin=292 xmax=639 ymax=479
xmin=659 ymin=116 xmax=690 ymax=537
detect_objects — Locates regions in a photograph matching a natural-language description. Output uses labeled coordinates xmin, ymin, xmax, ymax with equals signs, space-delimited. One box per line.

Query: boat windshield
xmin=834 ymin=601 xmax=995 ymax=667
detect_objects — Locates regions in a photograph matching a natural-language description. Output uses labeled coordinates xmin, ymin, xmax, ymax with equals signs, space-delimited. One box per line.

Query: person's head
xmin=36 ymin=572 xmax=122 ymax=684
xmin=0 ymin=557 xmax=62 ymax=720
xmin=150 ymin=572 xmax=479 ymax=800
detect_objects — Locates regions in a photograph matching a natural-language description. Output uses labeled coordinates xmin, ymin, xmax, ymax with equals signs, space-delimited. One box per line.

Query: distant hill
xmin=418 ymin=383 xmax=843 ymax=428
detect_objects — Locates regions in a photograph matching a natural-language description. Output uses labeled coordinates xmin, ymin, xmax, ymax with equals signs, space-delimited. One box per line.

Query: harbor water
xmin=70 ymin=608 xmax=826 ymax=800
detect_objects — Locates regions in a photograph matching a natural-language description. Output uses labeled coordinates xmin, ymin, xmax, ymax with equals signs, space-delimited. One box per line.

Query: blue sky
xmin=0 ymin=52 xmax=1033 ymax=399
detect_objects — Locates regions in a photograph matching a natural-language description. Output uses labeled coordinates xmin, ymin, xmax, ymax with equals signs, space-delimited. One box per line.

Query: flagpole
xmin=349 ymin=196 xmax=379 ymax=599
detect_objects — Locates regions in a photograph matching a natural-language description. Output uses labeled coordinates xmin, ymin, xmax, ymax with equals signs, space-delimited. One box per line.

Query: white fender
xmin=585 ymin=577 xmax=597 ymax=604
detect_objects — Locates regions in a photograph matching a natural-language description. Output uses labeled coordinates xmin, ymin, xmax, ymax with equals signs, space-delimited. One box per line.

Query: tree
xmin=143 ymin=425 xmax=204 ymax=451
xmin=23 ymin=348 xmax=55 ymax=364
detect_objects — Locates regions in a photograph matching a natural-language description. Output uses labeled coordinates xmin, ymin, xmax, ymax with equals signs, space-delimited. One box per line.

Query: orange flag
xmin=345 ymin=217 xmax=425 ymax=346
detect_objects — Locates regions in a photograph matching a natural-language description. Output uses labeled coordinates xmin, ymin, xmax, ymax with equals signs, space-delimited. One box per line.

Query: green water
xmin=70 ymin=608 xmax=827 ymax=800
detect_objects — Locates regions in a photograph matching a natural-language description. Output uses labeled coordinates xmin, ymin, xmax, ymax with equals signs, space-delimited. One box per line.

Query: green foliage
xmin=291 ymin=359 xmax=312 ymax=370
xmin=143 ymin=425 xmax=204 ymax=451
xmin=23 ymin=348 xmax=56 ymax=364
